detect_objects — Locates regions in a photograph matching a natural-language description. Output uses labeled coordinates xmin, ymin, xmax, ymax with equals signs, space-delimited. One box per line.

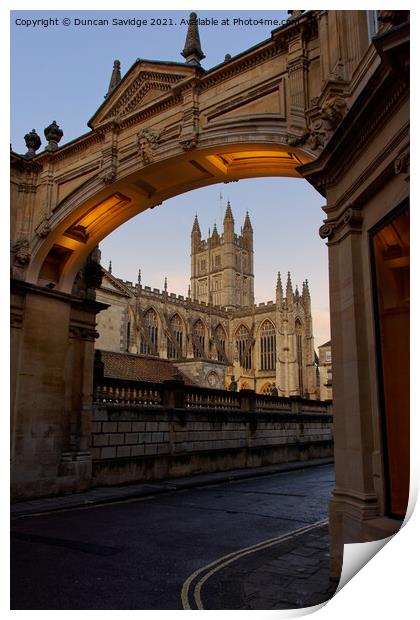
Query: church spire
xmin=181 ymin=12 xmax=205 ymax=66
xmin=106 ymin=60 xmax=121 ymax=98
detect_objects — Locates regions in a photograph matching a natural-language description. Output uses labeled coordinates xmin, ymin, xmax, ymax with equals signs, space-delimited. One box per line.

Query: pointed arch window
xmin=236 ymin=324 xmax=252 ymax=370
xmin=295 ymin=319 xmax=303 ymax=395
xmin=260 ymin=320 xmax=276 ymax=371
xmin=215 ymin=324 xmax=226 ymax=362
xmin=140 ymin=308 xmax=159 ymax=355
xmin=167 ymin=314 xmax=183 ymax=359
xmin=192 ymin=320 xmax=206 ymax=358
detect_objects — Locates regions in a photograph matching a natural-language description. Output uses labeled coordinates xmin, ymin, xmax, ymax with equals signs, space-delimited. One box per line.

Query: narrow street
xmin=11 ymin=464 xmax=335 ymax=610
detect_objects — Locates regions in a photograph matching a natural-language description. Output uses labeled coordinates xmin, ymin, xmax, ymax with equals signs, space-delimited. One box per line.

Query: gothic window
xmin=192 ymin=319 xmax=206 ymax=358
xmin=126 ymin=321 xmax=131 ymax=352
xmin=167 ymin=314 xmax=183 ymax=359
xmin=236 ymin=324 xmax=252 ymax=370
xmin=260 ymin=320 xmax=276 ymax=371
xmin=140 ymin=308 xmax=158 ymax=356
xmin=295 ymin=319 xmax=303 ymax=395
xmin=260 ymin=382 xmax=273 ymax=395
xmin=215 ymin=254 xmax=221 ymax=268
xmin=215 ymin=324 xmax=226 ymax=362
xmin=198 ymin=278 xmax=207 ymax=296
xmin=200 ymin=259 xmax=207 ymax=273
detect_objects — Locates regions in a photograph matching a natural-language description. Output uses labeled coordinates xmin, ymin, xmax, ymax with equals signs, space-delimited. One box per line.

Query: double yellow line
xmin=181 ymin=519 xmax=328 ymax=610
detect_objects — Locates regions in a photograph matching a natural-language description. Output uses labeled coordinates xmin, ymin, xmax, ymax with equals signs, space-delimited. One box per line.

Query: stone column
xmin=320 ymin=209 xmax=380 ymax=577
xmin=10 ymin=281 xmax=105 ymax=500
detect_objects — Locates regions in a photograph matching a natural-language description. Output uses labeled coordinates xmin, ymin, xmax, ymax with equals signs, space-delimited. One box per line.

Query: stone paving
xmin=201 ymin=523 xmax=339 ymax=610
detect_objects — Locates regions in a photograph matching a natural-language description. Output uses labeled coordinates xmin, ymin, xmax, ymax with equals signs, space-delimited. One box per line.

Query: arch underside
xmin=28 ymin=140 xmax=314 ymax=293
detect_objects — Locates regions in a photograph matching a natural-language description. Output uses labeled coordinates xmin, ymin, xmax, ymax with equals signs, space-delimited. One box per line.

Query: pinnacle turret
xmin=108 ymin=260 xmax=112 ymax=274
xmin=191 ymin=214 xmax=201 ymax=236
xmin=223 ymin=201 xmax=234 ymax=223
xmin=243 ymin=211 xmax=253 ymax=232
xmin=286 ymin=271 xmax=293 ymax=305
xmin=106 ymin=59 xmax=121 ymax=98
xmin=276 ymin=272 xmax=283 ymax=305
xmin=181 ymin=12 xmax=205 ymax=66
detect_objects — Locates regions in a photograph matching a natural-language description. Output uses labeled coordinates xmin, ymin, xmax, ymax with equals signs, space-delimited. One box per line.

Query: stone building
xmin=95 ymin=204 xmax=318 ymax=397
xmin=318 ymin=340 xmax=332 ymax=401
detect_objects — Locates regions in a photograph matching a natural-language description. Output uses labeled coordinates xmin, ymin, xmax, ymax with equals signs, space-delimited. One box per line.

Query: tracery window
xmin=236 ymin=324 xmax=252 ymax=370
xmin=192 ymin=320 xmax=205 ymax=358
xmin=140 ymin=308 xmax=158 ymax=355
xmin=295 ymin=319 xmax=303 ymax=395
xmin=260 ymin=320 xmax=276 ymax=371
xmin=167 ymin=314 xmax=183 ymax=359
xmin=215 ymin=324 xmax=226 ymax=362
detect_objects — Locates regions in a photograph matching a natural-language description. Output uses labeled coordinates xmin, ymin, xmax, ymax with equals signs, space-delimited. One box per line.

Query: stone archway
xmin=11 ymin=9 xmax=410 ymax=582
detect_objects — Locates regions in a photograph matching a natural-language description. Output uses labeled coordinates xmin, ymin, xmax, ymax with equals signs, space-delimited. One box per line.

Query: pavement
xmin=11 ymin=457 xmax=339 ymax=610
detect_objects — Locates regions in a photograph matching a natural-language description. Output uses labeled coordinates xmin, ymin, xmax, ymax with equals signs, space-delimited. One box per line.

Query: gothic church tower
xmin=190 ymin=203 xmax=254 ymax=309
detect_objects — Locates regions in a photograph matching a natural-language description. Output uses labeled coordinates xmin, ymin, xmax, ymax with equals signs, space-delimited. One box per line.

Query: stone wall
xmin=91 ymin=379 xmax=333 ymax=486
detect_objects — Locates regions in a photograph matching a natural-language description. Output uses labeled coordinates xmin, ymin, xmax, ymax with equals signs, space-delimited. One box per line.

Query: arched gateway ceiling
xmin=11 ymin=10 xmax=355 ymax=293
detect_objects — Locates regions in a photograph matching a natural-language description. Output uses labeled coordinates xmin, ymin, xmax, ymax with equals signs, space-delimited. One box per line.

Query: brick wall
xmin=91 ymin=379 xmax=333 ymax=486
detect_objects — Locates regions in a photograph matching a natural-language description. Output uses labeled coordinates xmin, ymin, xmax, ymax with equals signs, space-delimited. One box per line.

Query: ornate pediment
xmin=89 ymin=60 xmax=195 ymax=129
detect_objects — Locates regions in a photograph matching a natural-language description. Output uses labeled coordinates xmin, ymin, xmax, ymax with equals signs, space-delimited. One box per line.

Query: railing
xmin=93 ymin=378 xmax=163 ymax=407
xmin=93 ymin=377 xmax=332 ymax=416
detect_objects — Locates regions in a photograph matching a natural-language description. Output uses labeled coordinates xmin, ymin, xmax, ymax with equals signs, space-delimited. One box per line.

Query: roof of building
xmin=319 ymin=340 xmax=331 ymax=348
xmin=98 ymin=349 xmax=196 ymax=385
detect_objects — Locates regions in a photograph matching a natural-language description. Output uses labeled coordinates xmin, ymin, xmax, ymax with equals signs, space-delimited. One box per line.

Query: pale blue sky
xmin=10 ymin=9 xmax=330 ymax=347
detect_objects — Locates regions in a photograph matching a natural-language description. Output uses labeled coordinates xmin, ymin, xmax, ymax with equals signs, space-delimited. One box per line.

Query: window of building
xmin=215 ymin=254 xmax=221 ymax=268
xmin=192 ymin=320 xmax=205 ymax=358
xmin=167 ymin=314 xmax=183 ymax=359
xmin=236 ymin=324 xmax=252 ymax=370
xmin=200 ymin=259 xmax=207 ymax=272
xmin=215 ymin=324 xmax=226 ymax=362
xmin=198 ymin=278 xmax=207 ymax=296
xmin=295 ymin=319 xmax=303 ymax=395
xmin=140 ymin=308 xmax=158 ymax=355
xmin=260 ymin=320 xmax=276 ymax=371
xmin=325 ymin=350 xmax=332 ymax=363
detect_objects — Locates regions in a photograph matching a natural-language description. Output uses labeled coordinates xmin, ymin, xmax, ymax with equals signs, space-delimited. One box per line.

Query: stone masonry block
xmin=101 ymin=446 xmax=116 ymax=459
xmin=109 ymin=433 xmax=124 ymax=445
xmin=132 ymin=422 xmax=146 ymax=432
xmin=117 ymin=446 xmax=131 ymax=458
xmin=93 ymin=434 xmax=109 ymax=447
xmin=145 ymin=444 xmax=157 ymax=455
xmin=146 ymin=422 xmax=158 ymax=432
xmin=102 ymin=422 xmax=118 ymax=433
xmin=91 ymin=422 xmax=102 ymax=433
xmin=117 ymin=421 xmax=132 ymax=433
xmin=131 ymin=445 xmax=145 ymax=457
xmin=124 ymin=433 xmax=139 ymax=445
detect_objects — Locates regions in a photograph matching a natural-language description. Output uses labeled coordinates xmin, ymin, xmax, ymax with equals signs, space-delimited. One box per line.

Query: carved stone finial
xmin=287 ymin=10 xmax=305 ymax=20
xmin=108 ymin=260 xmax=112 ymax=274
xmin=24 ymin=129 xmax=41 ymax=158
xmin=181 ymin=12 xmax=205 ymax=66
xmin=44 ymin=121 xmax=63 ymax=151
xmin=224 ymin=53 xmax=231 ymax=62
xmin=164 ymin=276 xmax=168 ymax=292
xmin=137 ymin=269 xmax=142 ymax=286
xmin=106 ymin=59 xmax=121 ymax=98
xmin=188 ymin=284 xmax=191 ymax=298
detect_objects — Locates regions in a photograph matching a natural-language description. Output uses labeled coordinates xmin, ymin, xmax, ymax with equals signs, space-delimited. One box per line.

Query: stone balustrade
xmin=91 ymin=377 xmax=333 ymax=487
